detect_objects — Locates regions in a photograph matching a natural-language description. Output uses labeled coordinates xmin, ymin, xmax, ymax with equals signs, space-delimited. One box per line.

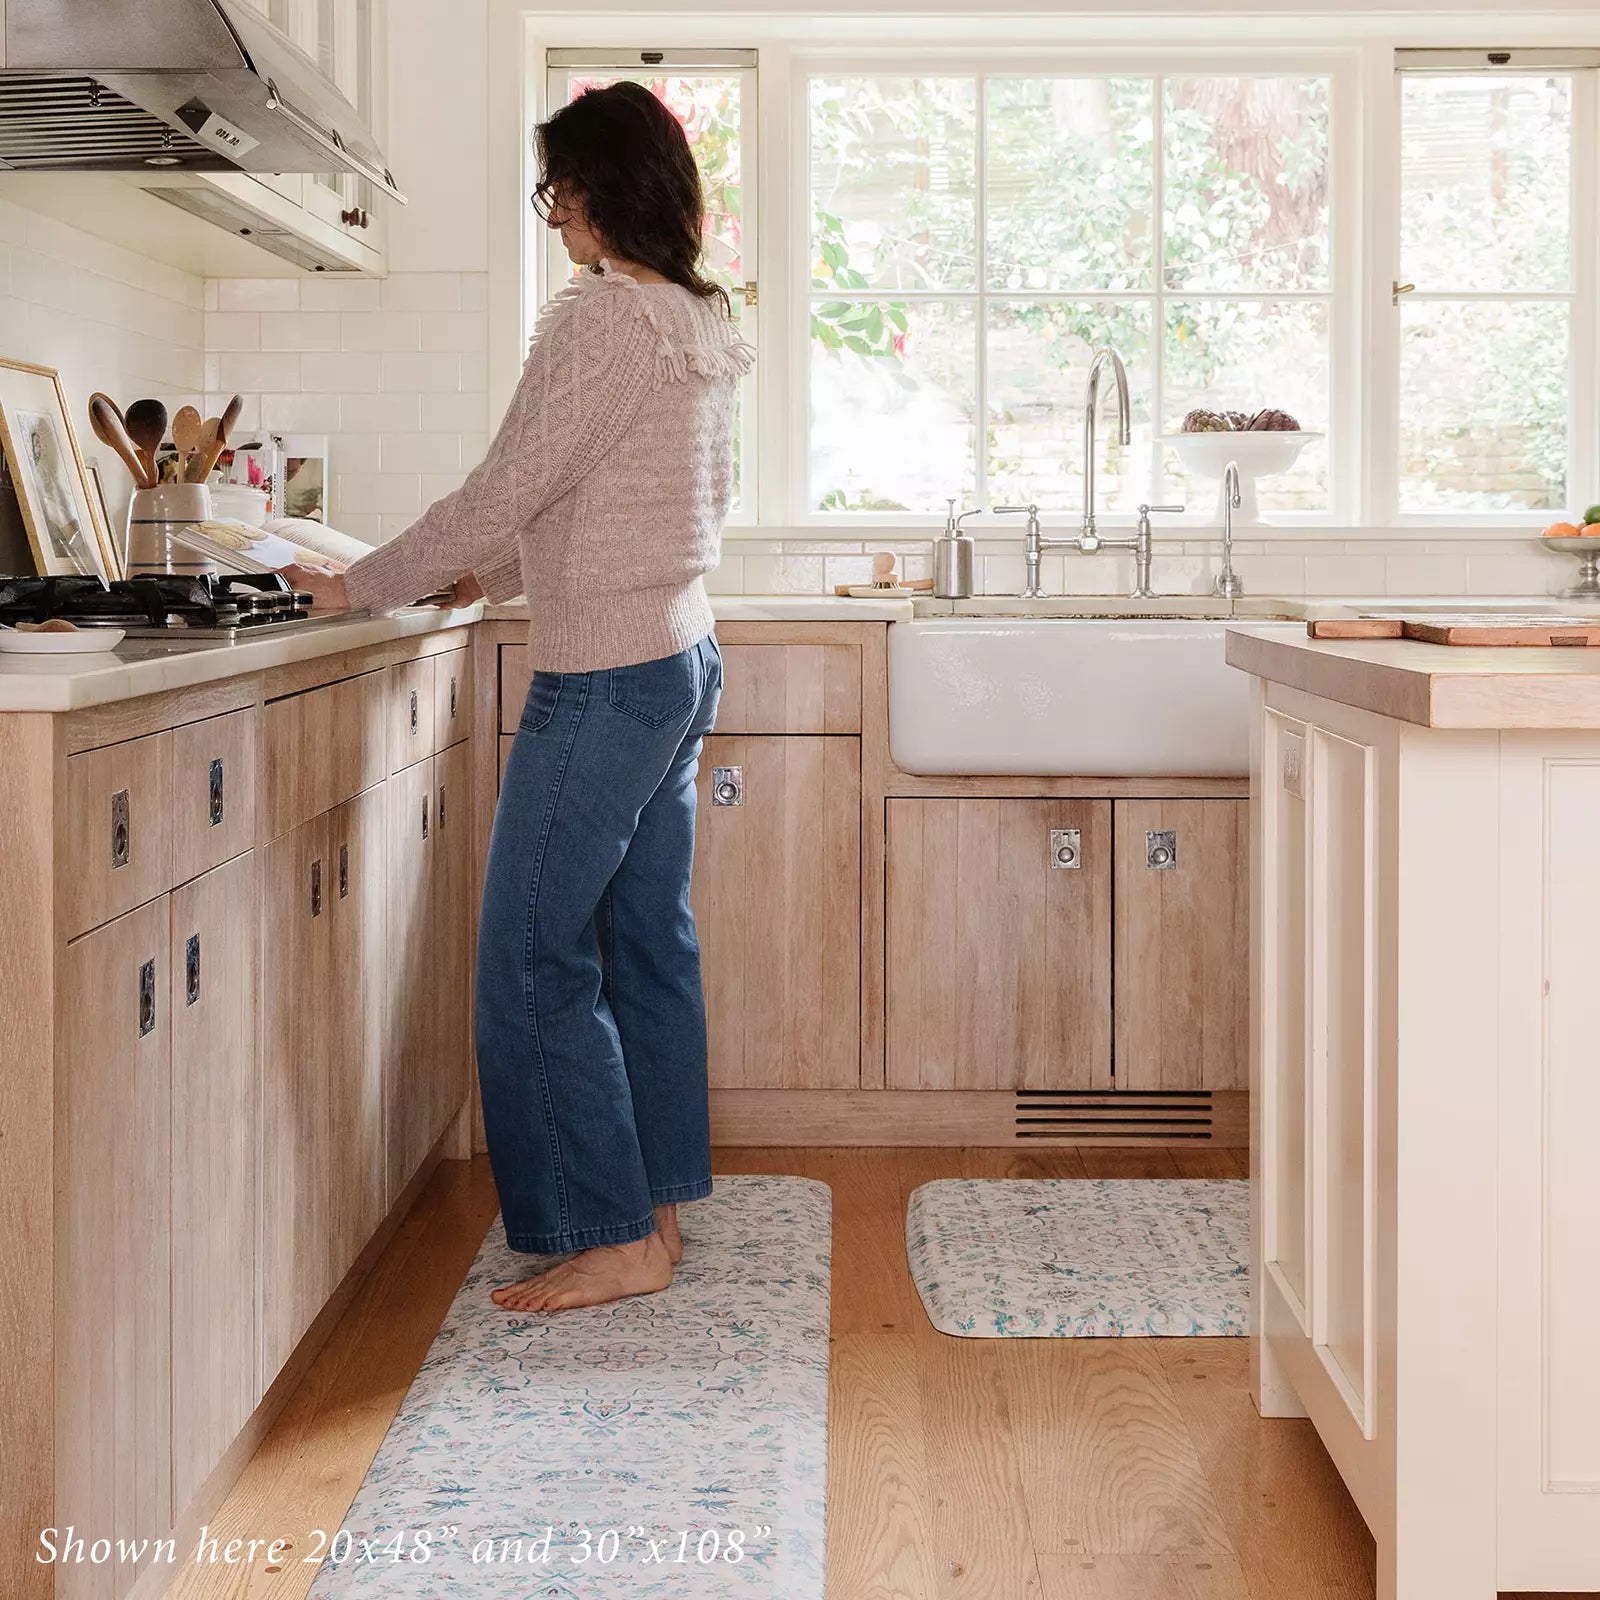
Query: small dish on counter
xmin=0 ymin=623 xmax=126 ymax=654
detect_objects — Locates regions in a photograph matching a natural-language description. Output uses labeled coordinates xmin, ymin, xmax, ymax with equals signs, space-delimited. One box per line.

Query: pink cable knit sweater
xmin=343 ymin=264 xmax=753 ymax=671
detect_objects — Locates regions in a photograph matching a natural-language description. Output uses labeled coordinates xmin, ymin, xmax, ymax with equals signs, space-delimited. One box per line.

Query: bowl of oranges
xmin=1542 ymin=507 xmax=1600 ymax=597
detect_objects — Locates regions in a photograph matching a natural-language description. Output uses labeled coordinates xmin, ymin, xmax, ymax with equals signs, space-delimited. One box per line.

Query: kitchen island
xmin=1226 ymin=625 xmax=1600 ymax=1600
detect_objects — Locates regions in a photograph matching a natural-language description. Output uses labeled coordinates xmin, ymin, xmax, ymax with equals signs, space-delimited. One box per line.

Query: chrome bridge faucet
xmin=1213 ymin=459 xmax=1245 ymax=599
xmin=996 ymin=345 xmax=1181 ymax=599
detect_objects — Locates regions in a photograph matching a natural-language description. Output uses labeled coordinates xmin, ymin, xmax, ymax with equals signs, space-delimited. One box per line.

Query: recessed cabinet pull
xmin=111 ymin=788 xmax=130 ymax=868
xmin=185 ymin=933 xmax=201 ymax=1006
xmin=449 ymin=675 xmax=458 ymax=719
xmin=209 ymin=757 xmax=225 ymax=827
xmin=1146 ymin=830 xmax=1178 ymax=870
xmin=1050 ymin=828 xmax=1081 ymax=870
xmin=438 ymin=783 xmax=446 ymax=829
xmin=339 ymin=842 xmax=349 ymax=899
xmin=711 ymin=766 xmax=743 ymax=807
xmin=310 ymin=857 xmax=323 ymax=918
xmin=422 ymin=793 xmax=429 ymax=839
xmin=138 ymin=958 xmax=156 ymax=1036
xmin=409 ymin=688 xmax=419 ymax=736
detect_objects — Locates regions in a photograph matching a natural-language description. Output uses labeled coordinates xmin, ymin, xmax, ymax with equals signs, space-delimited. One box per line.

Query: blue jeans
xmin=475 ymin=633 xmax=723 ymax=1254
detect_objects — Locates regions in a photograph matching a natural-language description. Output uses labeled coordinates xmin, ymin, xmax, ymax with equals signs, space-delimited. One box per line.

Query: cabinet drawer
xmin=62 ymin=731 xmax=172 ymax=940
xmin=714 ymin=644 xmax=861 ymax=734
xmin=171 ymin=708 xmax=257 ymax=885
xmin=260 ymin=671 xmax=387 ymax=841
xmin=499 ymin=643 xmax=532 ymax=734
xmin=433 ymin=646 xmax=472 ymax=750
xmin=388 ymin=657 xmax=436 ymax=773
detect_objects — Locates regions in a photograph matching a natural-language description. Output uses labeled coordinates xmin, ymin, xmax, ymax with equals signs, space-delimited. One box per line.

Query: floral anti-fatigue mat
xmin=906 ymin=1178 xmax=1248 ymax=1338
xmin=309 ymin=1175 xmax=831 ymax=1597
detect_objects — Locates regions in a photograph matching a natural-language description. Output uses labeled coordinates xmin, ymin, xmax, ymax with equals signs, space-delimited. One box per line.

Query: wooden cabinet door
xmin=1113 ymin=798 xmax=1248 ymax=1091
xmin=692 ymin=735 xmax=860 ymax=1089
xmin=886 ymin=798 xmax=1112 ymax=1091
xmin=57 ymin=897 xmax=173 ymax=1598
xmin=259 ymin=813 xmax=331 ymax=1384
xmin=431 ymin=739 xmax=474 ymax=1146
xmin=327 ymin=787 xmax=387 ymax=1279
xmin=170 ymin=852 xmax=260 ymax=1516
xmin=385 ymin=757 xmax=436 ymax=1202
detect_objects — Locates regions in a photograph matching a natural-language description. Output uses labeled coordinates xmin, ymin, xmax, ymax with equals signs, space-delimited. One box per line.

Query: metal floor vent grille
xmin=1014 ymin=1089 xmax=1217 ymax=1141
xmin=0 ymin=75 xmax=212 ymax=170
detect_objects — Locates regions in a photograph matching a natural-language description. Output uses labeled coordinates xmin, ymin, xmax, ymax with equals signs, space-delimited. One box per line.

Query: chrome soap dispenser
xmin=934 ymin=498 xmax=979 ymax=599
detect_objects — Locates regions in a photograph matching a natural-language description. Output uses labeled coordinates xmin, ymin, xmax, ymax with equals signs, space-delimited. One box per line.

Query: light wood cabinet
xmin=692 ymin=735 xmax=861 ymax=1089
xmin=260 ymin=670 xmax=387 ymax=841
xmin=56 ymin=898 xmax=173 ymax=1600
xmin=259 ymin=815 xmax=332 ymax=1381
xmin=434 ymin=646 xmax=472 ymax=751
xmin=61 ymin=730 xmax=171 ymax=940
xmin=384 ymin=756 xmax=436 ymax=1201
xmin=433 ymin=739 xmax=474 ymax=1135
xmin=387 ymin=655 xmax=436 ymax=775
xmin=171 ymin=708 xmax=257 ymax=885
xmin=885 ymin=798 xmax=1113 ymax=1091
xmin=326 ymin=788 xmax=387 ymax=1277
xmin=170 ymin=853 xmax=259 ymax=1513
xmin=1113 ymin=798 xmax=1248 ymax=1091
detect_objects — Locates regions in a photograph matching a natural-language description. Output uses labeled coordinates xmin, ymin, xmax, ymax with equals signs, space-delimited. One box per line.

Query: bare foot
xmin=491 ymin=1232 xmax=673 ymax=1313
xmin=654 ymin=1204 xmax=683 ymax=1265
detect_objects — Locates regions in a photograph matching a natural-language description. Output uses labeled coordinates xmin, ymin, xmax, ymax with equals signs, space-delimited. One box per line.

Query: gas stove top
xmin=0 ymin=573 xmax=317 ymax=639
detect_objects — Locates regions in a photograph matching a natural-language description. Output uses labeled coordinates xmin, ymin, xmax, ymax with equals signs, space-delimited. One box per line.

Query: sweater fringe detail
xmin=653 ymin=337 xmax=757 ymax=387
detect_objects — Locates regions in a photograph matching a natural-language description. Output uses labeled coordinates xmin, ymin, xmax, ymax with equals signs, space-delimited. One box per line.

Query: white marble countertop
xmin=0 ymin=604 xmax=484 ymax=713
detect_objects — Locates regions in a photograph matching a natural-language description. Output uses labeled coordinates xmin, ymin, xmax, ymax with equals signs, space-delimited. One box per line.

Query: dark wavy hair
xmin=534 ymin=81 xmax=729 ymax=312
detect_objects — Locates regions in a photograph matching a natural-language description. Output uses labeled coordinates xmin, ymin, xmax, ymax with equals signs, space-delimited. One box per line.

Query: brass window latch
xmin=1392 ymin=280 xmax=1415 ymax=306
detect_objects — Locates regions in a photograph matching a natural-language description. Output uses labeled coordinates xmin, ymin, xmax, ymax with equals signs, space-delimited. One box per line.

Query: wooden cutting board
xmin=1308 ymin=617 xmax=1600 ymax=647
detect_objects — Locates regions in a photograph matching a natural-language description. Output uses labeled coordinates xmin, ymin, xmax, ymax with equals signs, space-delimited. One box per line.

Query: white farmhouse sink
xmin=888 ymin=616 xmax=1304 ymax=777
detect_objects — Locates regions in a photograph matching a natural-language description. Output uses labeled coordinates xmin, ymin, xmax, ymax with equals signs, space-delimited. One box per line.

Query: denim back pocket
xmin=606 ymin=650 xmax=699 ymax=729
xmin=519 ymin=671 xmax=563 ymax=734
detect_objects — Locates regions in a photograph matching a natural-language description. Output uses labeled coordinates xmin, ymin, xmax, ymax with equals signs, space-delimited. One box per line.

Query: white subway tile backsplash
xmin=381 ymin=433 xmax=462 ymax=473
xmin=341 ymin=392 xmax=423 ymax=432
xmin=382 ymin=351 xmax=461 ymax=391
xmin=1386 ymin=554 xmax=1468 ymax=595
xmin=420 ymin=471 xmax=470 ymax=502
xmin=743 ymin=554 xmax=825 ymax=593
xmin=260 ymin=310 xmax=342 ymax=353
xmin=703 ymin=554 xmax=746 ymax=593
xmin=339 ymin=472 xmax=422 ymax=515
xmin=300 ymin=352 xmax=383 ymax=393
xmin=334 ymin=433 xmax=383 ymax=474
xmin=1304 ymin=555 xmax=1387 ymax=594
xmin=215 ymin=351 xmax=301 ymax=392
xmin=203 ymin=311 xmax=260 ymax=351
xmin=380 ymin=273 xmax=463 ymax=312
xmin=215 ymin=277 xmax=299 ymax=312
xmin=458 ymin=432 xmax=489 ymax=470
xmin=259 ymin=392 xmax=342 ymax=433
xmin=420 ymin=391 xmax=488 ymax=432
xmin=461 ymin=275 xmax=489 ymax=313
xmin=298 ymin=278 xmax=382 ymax=312
xmin=418 ymin=310 xmax=488 ymax=353
xmin=459 ymin=351 xmax=490 ymax=391
xmin=340 ymin=310 xmax=422 ymax=353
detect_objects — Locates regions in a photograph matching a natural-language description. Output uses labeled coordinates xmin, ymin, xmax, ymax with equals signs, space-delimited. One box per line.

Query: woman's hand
xmin=453 ymin=572 xmax=486 ymax=606
xmin=282 ymin=563 xmax=351 ymax=614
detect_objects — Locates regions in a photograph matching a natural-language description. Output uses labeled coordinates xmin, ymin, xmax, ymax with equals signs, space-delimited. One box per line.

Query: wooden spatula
xmin=88 ymin=393 xmax=152 ymax=489
xmin=170 ymin=406 xmax=203 ymax=481
xmin=186 ymin=416 xmax=224 ymax=483
xmin=123 ymin=398 xmax=167 ymax=486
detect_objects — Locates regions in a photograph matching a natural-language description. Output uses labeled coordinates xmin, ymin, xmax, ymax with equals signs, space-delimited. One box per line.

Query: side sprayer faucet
xmin=996 ymin=345 xmax=1182 ymax=599
xmin=1213 ymin=459 xmax=1245 ymax=599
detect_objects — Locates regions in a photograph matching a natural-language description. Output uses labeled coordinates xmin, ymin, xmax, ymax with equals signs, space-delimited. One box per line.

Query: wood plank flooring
xmin=159 ymin=1147 xmax=1581 ymax=1600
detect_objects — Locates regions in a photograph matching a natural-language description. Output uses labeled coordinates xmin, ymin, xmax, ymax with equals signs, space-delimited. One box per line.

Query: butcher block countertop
xmin=1226 ymin=623 xmax=1600 ymax=729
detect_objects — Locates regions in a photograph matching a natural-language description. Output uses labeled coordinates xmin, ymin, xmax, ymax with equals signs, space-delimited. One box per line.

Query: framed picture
xmin=0 ymin=358 xmax=119 ymax=582
xmin=272 ymin=432 xmax=329 ymax=522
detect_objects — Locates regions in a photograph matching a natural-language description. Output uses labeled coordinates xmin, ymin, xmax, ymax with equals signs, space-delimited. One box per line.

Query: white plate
xmin=0 ymin=626 xmax=126 ymax=654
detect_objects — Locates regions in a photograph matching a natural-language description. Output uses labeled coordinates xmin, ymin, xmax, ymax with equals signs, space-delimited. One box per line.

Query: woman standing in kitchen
xmin=288 ymin=82 xmax=750 ymax=1312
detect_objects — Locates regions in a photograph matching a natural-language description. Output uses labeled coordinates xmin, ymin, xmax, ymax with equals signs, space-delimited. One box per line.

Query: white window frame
xmin=539 ymin=48 xmax=761 ymax=524
xmin=499 ymin=17 xmax=1600 ymax=540
xmin=786 ymin=48 xmax=1362 ymax=533
xmin=1370 ymin=48 xmax=1600 ymax=528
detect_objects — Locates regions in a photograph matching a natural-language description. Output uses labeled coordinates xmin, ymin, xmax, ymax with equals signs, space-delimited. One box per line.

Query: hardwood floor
xmin=161 ymin=1148 xmax=1580 ymax=1600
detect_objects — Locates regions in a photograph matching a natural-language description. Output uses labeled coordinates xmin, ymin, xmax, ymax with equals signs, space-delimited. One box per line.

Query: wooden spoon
xmin=88 ymin=394 xmax=151 ymax=489
xmin=123 ymin=398 xmax=167 ymax=486
xmin=171 ymin=406 xmax=203 ymax=480
xmin=186 ymin=416 xmax=224 ymax=483
xmin=219 ymin=394 xmax=244 ymax=445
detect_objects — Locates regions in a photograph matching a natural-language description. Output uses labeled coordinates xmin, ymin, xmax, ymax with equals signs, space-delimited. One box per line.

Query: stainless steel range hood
xmin=0 ymin=0 xmax=404 ymax=203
